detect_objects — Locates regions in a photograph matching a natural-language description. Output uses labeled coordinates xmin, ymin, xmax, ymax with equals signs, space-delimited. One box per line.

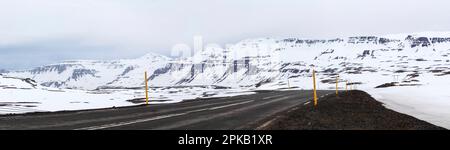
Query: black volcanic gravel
xmin=261 ymin=90 xmax=445 ymax=130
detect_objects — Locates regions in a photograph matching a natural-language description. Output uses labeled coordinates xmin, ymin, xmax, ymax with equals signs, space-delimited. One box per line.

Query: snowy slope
xmin=146 ymin=32 xmax=450 ymax=91
xmin=7 ymin=53 xmax=170 ymax=90
xmin=8 ymin=32 xmax=450 ymax=91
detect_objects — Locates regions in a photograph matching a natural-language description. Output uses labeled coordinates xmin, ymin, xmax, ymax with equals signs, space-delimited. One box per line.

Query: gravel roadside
xmin=259 ymin=90 xmax=445 ymax=130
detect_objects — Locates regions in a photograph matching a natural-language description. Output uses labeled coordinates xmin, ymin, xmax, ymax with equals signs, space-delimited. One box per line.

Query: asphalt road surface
xmin=0 ymin=90 xmax=334 ymax=130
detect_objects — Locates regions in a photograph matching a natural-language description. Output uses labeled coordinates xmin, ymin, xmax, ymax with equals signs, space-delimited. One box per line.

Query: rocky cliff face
xmin=5 ymin=32 xmax=450 ymax=90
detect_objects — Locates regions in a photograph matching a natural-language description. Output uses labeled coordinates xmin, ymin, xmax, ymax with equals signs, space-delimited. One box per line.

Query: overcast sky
xmin=1 ymin=0 xmax=450 ymax=70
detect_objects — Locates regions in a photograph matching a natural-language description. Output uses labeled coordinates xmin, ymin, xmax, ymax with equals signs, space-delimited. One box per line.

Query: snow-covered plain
xmin=0 ymin=75 xmax=255 ymax=114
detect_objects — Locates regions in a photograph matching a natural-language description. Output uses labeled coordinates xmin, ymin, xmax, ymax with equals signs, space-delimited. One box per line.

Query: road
xmin=0 ymin=90 xmax=334 ymax=130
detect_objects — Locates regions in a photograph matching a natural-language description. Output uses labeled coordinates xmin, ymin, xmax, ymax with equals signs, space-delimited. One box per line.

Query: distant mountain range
xmin=5 ymin=32 xmax=450 ymax=90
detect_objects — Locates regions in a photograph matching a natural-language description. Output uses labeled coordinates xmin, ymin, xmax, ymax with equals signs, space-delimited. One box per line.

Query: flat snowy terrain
xmin=0 ymin=75 xmax=255 ymax=114
xmin=367 ymin=73 xmax=450 ymax=128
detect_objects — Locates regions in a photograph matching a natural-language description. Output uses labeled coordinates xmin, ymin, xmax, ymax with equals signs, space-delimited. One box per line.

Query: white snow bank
xmin=367 ymin=74 xmax=450 ymax=129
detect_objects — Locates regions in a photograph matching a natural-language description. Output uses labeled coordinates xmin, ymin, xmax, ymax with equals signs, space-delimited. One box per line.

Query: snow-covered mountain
xmin=6 ymin=32 xmax=450 ymax=91
xmin=7 ymin=53 xmax=170 ymax=90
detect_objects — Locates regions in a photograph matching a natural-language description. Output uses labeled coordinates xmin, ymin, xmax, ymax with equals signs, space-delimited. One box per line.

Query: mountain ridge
xmin=5 ymin=32 xmax=450 ymax=90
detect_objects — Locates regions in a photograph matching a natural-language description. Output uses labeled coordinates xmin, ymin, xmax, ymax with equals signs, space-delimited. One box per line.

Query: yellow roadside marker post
xmin=335 ymin=75 xmax=339 ymax=97
xmin=312 ymin=69 xmax=318 ymax=108
xmin=287 ymin=78 xmax=290 ymax=88
xmin=345 ymin=80 xmax=348 ymax=92
xmin=145 ymin=71 xmax=149 ymax=105
xmin=350 ymin=81 xmax=353 ymax=91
